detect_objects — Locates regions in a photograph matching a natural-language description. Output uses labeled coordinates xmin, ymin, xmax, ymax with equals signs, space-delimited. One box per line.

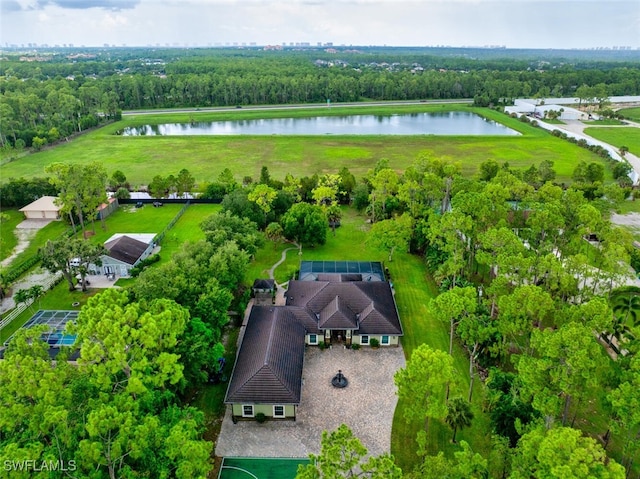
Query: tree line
xmin=2 ymin=48 xmax=640 ymax=149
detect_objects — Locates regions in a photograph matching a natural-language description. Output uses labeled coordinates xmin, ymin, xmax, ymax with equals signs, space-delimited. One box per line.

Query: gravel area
xmin=611 ymin=212 xmax=640 ymax=228
xmin=215 ymin=344 xmax=406 ymax=458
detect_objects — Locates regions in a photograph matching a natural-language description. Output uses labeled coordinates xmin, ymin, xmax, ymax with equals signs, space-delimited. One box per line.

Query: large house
xmin=225 ymin=261 xmax=402 ymax=422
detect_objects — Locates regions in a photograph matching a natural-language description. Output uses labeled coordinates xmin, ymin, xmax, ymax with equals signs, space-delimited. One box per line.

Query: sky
xmin=1 ymin=0 xmax=639 ymax=49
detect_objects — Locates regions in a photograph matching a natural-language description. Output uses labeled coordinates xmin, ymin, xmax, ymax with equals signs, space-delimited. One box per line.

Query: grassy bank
xmin=0 ymin=209 xmax=23 ymax=262
xmin=0 ymin=105 xmax=610 ymax=186
xmin=584 ymin=126 xmax=640 ymax=156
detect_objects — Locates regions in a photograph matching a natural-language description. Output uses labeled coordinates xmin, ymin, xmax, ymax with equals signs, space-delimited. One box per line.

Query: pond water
xmin=118 ymin=112 xmax=520 ymax=136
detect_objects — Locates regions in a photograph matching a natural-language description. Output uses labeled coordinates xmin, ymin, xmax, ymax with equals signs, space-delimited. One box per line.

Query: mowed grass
xmin=246 ymin=207 xmax=491 ymax=473
xmin=0 ymin=105 xmax=610 ymax=186
xmin=80 ymin=203 xmax=184 ymax=245
xmin=619 ymin=107 xmax=640 ymax=122
xmin=155 ymin=203 xmax=222 ymax=264
xmin=0 ymin=209 xmax=23 ymax=262
xmin=584 ymin=126 xmax=640 ymax=156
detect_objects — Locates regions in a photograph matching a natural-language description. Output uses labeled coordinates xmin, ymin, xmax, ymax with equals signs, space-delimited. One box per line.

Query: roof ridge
xmin=263 ymin=308 xmax=278 ymax=366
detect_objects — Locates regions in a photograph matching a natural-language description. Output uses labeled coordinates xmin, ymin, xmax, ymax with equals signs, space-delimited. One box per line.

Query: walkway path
xmin=268 ymin=245 xmax=298 ymax=286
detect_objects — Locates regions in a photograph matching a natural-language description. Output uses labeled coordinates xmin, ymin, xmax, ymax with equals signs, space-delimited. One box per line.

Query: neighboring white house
xmin=94 ymin=233 xmax=156 ymax=277
xmin=18 ymin=196 xmax=62 ymax=220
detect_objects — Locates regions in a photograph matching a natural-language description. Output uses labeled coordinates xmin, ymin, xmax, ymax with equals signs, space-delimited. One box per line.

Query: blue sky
xmin=1 ymin=0 xmax=639 ymax=49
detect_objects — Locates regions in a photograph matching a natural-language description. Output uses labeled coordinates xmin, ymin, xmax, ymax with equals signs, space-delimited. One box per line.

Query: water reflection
xmin=119 ymin=112 xmax=520 ymax=136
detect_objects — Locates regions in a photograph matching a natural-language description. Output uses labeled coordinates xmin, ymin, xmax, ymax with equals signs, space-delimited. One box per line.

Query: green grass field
xmin=82 ymin=203 xmax=183 ymax=243
xmin=218 ymin=458 xmax=309 ymax=479
xmin=0 ymin=209 xmax=23 ymax=262
xmin=155 ymin=203 xmax=222 ymax=264
xmin=619 ymin=107 xmax=640 ymax=122
xmin=0 ymin=105 xmax=612 ymax=186
xmin=583 ymin=126 xmax=640 ymax=157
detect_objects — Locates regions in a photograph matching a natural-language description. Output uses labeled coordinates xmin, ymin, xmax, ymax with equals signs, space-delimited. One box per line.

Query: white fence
xmin=0 ymin=272 xmax=63 ymax=336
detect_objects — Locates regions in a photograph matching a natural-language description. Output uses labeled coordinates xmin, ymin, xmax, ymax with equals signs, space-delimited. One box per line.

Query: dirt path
xmin=1 ymin=229 xmax=36 ymax=268
xmin=0 ymin=269 xmax=60 ymax=313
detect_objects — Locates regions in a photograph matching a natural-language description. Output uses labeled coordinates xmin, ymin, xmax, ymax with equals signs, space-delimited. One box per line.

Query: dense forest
xmin=1 ymin=46 xmax=640 ymax=148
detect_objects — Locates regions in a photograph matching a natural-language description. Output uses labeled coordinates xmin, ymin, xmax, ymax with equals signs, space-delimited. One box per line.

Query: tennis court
xmin=218 ymin=458 xmax=309 ymax=479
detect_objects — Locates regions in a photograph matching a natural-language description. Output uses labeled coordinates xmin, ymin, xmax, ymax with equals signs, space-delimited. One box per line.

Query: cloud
xmin=35 ymin=0 xmax=140 ymax=10
xmin=0 ymin=0 xmax=24 ymax=13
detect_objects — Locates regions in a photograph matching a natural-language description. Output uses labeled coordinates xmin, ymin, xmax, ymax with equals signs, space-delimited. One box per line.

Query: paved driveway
xmin=215 ymin=345 xmax=406 ymax=458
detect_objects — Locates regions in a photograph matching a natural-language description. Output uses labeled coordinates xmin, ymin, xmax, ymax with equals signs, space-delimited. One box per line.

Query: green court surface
xmin=218 ymin=458 xmax=309 ymax=479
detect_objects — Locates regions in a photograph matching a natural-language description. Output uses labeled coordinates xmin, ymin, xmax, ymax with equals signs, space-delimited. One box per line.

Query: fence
xmin=119 ymin=198 xmax=221 ymax=205
xmin=154 ymin=200 xmax=191 ymax=245
xmin=0 ymin=272 xmax=62 ymax=333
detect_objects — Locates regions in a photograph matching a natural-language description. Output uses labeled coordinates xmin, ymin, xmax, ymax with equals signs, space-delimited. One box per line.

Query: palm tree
xmin=611 ymin=290 xmax=640 ymax=327
xmin=445 ymin=397 xmax=474 ymax=443
xmin=326 ymin=204 xmax=342 ymax=236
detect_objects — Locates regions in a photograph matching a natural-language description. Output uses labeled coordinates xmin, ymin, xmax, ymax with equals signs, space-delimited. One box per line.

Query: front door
xmin=331 ymin=330 xmax=346 ymax=344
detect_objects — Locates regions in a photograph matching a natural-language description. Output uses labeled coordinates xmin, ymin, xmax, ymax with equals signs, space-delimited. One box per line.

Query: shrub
xmin=318 ymin=341 xmax=327 ymax=351
xmin=115 ymin=187 xmax=131 ymax=200
xmin=351 ymin=343 xmax=360 ymax=351
xmin=255 ymin=413 xmax=267 ymax=424
xmin=370 ymin=338 xmax=380 ymax=348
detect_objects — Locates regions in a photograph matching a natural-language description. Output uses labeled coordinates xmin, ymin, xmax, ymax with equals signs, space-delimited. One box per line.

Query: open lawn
xmin=155 ymin=203 xmax=222 ymax=264
xmin=79 ymin=203 xmax=184 ymax=245
xmin=619 ymin=107 xmax=640 ymax=122
xmin=0 ymin=209 xmax=23 ymax=262
xmin=0 ymin=105 xmax=612 ymax=186
xmin=246 ymin=207 xmax=491 ymax=473
xmin=584 ymin=126 xmax=640 ymax=156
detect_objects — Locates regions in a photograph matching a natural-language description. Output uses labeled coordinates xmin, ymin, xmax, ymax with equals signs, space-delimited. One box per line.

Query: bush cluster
xmin=129 ymin=254 xmax=161 ymax=278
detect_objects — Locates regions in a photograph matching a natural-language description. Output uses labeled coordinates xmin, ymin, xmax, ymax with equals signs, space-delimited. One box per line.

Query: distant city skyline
xmin=1 ymin=0 xmax=639 ymax=50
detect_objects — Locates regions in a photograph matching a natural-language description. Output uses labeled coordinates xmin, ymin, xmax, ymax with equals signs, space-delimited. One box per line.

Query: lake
xmin=119 ymin=112 xmax=520 ymax=136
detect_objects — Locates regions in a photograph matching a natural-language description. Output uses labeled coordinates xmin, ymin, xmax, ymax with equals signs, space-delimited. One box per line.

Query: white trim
xmin=273 ymin=405 xmax=285 ymax=418
xmin=381 ymin=335 xmax=390 ymax=345
xmin=361 ymin=335 xmax=369 ymax=345
xmin=242 ymin=404 xmax=254 ymax=418
xmin=308 ymin=334 xmax=318 ymax=345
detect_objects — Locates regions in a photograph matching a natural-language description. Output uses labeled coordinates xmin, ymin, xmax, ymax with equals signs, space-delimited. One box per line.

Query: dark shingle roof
xmin=253 ymin=279 xmax=275 ymax=290
xmin=285 ymin=281 xmax=402 ymax=335
xmin=104 ymin=236 xmax=149 ymax=265
xmin=225 ymin=307 xmax=306 ymax=404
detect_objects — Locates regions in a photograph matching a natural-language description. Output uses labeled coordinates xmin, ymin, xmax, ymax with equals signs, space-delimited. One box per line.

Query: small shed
xmin=252 ymin=278 xmax=275 ymax=306
xmin=18 ymin=196 xmax=61 ymax=220
xmin=97 ymin=197 xmax=119 ymax=220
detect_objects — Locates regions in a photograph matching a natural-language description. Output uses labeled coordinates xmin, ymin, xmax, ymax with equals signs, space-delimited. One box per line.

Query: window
xmin=273 ymin=405 xmax=285 ymax=418
xmin=361 ymin=335 xmax=369 ymax=345
xmin=309 ymin=334 xmax=318 ymax=345
xmin=242 ymin=405 xmax=254 ymax=417
xmin=381 ymin=335 xmax=390 ymax=345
